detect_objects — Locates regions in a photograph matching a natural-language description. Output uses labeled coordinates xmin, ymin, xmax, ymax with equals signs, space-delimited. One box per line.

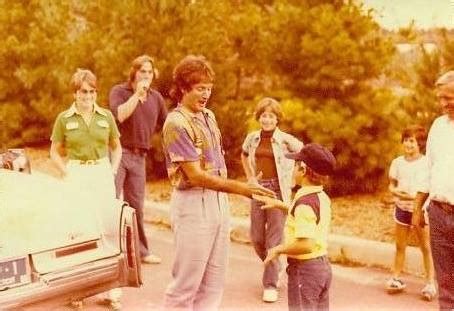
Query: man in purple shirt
xmin=162 ymin=55 xmax=275 ymax=310
xmin=109 ymin=55 xmax=167 ymax=265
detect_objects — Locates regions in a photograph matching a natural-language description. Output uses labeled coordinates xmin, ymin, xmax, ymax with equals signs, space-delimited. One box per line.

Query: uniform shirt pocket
xmin=65 ymin=121 xmax=79 ymax=130
xmin=96 ymin=120 xmax=110 ymax=129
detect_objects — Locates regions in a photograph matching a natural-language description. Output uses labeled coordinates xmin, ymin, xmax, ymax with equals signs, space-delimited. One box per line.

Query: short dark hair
xmin=254 ymin=97 xmax=283 ymax=122
xmin=170 ymin=55 xmax=215 ymax=103
xmin=128 ymin=54 xmax=157 ymax=85
xmin=71 ymin=68 xmax=97 ymax=93
xmin=401 ymin=125 xmax=427 ymax=153
xmin=302 ymin=165 xmax=329 ymax=185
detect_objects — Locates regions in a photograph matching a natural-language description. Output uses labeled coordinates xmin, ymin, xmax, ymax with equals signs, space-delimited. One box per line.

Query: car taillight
xmin=126 ymin=226 xmax=134 ymax=268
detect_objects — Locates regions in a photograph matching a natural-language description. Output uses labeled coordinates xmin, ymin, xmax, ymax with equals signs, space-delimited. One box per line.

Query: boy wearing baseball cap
xmin=255 ymin=143 xmax=336 ymax=310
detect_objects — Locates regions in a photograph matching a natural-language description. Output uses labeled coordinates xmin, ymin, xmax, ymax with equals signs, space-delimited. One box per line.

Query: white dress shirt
xmin=421 ymin=115 xmax=454 ymax=204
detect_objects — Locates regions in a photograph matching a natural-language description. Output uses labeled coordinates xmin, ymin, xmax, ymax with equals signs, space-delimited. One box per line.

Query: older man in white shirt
xmin=413 ymin=70 xmax=454 ymax=311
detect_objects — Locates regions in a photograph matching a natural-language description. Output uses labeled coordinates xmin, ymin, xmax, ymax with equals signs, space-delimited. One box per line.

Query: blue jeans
xmin=428 ymin=200 xmax=454 ymax=311
xmin=250 ymin=178 xmax=285 ymax=289
xmin=115 ymin=149 xmax=148 ymax=257
xmin=287 ymin=256 xmax=332 ymax=311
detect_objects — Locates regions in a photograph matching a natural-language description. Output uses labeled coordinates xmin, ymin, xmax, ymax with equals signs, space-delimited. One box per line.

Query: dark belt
xmin=432 ymin=200 xmax=454 ymax=214
xmin=125 ymin=147 xmax=148 ymax=157
xmin=287 ymin=255 xmax=328 ymax=265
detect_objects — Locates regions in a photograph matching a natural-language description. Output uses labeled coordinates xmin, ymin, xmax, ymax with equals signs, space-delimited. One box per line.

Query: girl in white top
xmin=386 ymin=125 xmax=436 ymax=300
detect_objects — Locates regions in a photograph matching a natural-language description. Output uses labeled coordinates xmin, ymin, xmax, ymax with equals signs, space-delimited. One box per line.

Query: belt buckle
xmin=81 ymin=159 xmax=97 ymax=165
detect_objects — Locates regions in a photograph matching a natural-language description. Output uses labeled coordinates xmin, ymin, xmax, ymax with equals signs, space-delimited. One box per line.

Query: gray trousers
xmin=428 ymin=201 xmax=454 ymax=311
xmin=250 ymin=178 xmax=285 ymax=289
xmin=287 ymin=256 xmax=332 ymax=311
xmin=164 ymin=188 xmax=230 ymax=311
xmin=114 ymin=149 xmax=149 ymax=257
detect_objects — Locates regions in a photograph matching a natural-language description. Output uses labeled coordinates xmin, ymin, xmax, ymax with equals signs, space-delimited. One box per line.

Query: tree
xmin=259 ymin=0 xmax=398 ymax=193
xmin=0 ymin=0 xmax=75 ymax=148
xmin=0 ymin=0 xmax=419 ymax=193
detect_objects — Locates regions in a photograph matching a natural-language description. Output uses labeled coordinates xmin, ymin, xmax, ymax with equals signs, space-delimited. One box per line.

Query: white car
xmin=0 ymin=163 xmax=142 ymax=309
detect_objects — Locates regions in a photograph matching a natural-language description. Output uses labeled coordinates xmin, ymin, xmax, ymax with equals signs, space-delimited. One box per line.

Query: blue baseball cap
xmin=285 ymin=143 xmax=336 ymax=176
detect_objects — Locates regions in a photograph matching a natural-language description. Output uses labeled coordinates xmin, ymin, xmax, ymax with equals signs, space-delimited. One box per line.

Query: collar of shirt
xmin=253 ymin=127 xmax=285 ymax=144
xmin=441 ymin=114 xmax=454 ymax=126
xmin=63 ymin=102 xmax=107 ymax=118
xmin=294 ymin=185 xmax=324 ymax=198
xmin=176 ymin=104 xmax=210 ymax=120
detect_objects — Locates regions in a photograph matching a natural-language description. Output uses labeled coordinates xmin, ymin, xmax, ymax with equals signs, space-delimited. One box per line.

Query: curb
xmin=144 ymin=201 xmax=426 ymax=277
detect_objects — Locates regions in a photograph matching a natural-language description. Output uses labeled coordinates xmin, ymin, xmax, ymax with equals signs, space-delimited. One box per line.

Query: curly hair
xmin=170 ymin=55 xmax=215 ymax=103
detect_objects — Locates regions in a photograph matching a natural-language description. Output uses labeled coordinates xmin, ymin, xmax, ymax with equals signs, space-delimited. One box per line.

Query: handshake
xmin=252 ymin=194 xmax=288 ymax=211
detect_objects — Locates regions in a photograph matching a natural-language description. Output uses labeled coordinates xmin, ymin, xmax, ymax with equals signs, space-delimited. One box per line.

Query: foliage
xmin=399 ymin=46 xmax=441 ymax=130
xmin=1 ymin=0 xmax=433 ymax=193
xmin=396 ymin=28 xmax=454 ymax=136
xmin=262 ymin=1 xmax=398 ymax=193
xmin=0 ymin=0 xmax=75 ymax=149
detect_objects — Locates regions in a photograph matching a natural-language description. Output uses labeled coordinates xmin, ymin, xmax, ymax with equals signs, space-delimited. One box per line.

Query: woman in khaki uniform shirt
xmin=50 ymin=69 xmax=122 ymax=310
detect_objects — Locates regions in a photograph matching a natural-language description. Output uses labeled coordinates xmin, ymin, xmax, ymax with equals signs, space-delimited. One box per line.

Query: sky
xmin=361 ymin=0 xmax=454 ymax=29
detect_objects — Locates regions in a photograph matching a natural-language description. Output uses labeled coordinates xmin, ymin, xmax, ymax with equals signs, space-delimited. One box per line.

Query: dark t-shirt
xmin=109 ymin=82 xmax=168 ymax=150
xmin=255 ymin=130 xmax=278 ymax=179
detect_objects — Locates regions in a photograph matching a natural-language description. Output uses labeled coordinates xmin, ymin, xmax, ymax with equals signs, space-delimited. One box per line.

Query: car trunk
xmin=0 ymin=170 xmax=119 ymax=273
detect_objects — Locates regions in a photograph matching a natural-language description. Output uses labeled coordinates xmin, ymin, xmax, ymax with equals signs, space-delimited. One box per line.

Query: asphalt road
xmin=26 ymin=224 xmax=438 ymax=310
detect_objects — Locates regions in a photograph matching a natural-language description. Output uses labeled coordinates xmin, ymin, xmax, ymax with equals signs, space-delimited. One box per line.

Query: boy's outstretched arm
xmin=264 ymin=238 xmax=316 ymax=265
xmin=252 ymin=194 xmax=289 ymax=211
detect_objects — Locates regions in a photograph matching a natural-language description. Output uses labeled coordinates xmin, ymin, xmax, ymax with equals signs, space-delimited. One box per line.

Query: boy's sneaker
xmin=386 ymin=277 xmax=406 ymax=294
xmin=421 ymin=283 xmax=437 ymax=301
xmin=262 ymin=288 xmax=278 ymax=303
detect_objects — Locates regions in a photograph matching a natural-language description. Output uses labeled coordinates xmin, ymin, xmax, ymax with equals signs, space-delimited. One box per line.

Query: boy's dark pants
xmin=287 ymin=256 xmax=332 ymax=311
